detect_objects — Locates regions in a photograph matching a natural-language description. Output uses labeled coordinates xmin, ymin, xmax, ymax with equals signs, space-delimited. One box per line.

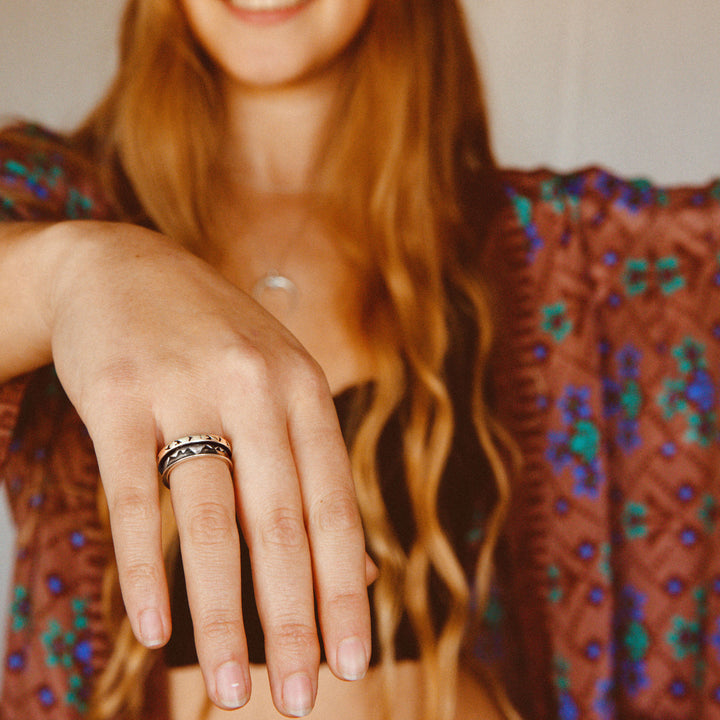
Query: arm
xmin=0 ymin=129 xmax=371 ymax=715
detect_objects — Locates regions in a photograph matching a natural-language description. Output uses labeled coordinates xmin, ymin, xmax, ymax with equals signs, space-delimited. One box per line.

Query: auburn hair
xmin=68 ymin=1 xmax=522 ymax=718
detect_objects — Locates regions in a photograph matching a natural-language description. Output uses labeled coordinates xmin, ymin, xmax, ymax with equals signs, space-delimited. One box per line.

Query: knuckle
xmin=123 ymin=561 xmax=163 ymax=591
xmin=184 ymin=501 xmax=237 ymax=548
xmin=196 ymin=615 xmax=245 ymax=645
xmin=109 ymin=488 xmax=156 ymax=527
xmin=87 ymin=359 xmax=143 ymax=408
xmin=258 ymin=507 xmax=307 ymax=551
xmin=311 ymin=492 xmax=361 ymax=535
xmin=291 ymin=356 xmax=328 ymax=399
xmin=222 ymin=344 xmax=273 ymax=393
xmin=269 ymin=621 xmax=319 ymax=656
xmin=323 ymin=589 xmax=366 ymax=616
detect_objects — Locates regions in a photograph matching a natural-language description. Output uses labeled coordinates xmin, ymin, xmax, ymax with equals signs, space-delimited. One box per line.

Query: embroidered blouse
xmin=1 ymin=124 xmax=719 ymax=719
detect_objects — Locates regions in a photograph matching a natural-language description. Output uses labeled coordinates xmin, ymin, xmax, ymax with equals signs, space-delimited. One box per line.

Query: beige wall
xmin=2 ymin=1 xmax=719 ymax=183
xmin=466 ymin=1 xmax=720 ymax=183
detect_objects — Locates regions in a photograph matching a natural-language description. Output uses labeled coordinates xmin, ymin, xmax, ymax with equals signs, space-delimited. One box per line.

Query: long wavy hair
xmin=70 ymin=1 xmax=522 ymax=718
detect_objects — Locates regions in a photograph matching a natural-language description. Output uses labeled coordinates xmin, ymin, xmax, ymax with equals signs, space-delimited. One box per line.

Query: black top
xmin=165 ymin=308 xmax=495 ymax=667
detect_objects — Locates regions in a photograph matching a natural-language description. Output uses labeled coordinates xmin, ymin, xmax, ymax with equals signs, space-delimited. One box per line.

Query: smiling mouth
xmin=226 ymin=0 xmax=308 ymax=10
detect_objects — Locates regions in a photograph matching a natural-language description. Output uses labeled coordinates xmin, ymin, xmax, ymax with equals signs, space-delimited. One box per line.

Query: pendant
xmin=251 ymin=270 xmax=300 ymax=313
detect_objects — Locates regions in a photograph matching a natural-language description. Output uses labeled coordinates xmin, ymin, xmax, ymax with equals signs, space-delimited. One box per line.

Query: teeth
xmin=227 ymin=0 xmax=305 ymax=10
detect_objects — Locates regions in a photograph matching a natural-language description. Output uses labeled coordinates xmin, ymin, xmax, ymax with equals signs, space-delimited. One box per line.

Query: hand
xmin=46 ymin=221 xmax=371 ymax=716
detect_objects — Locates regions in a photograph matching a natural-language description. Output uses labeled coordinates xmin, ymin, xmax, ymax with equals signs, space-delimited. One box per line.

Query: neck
xmin=219 ymin=68 xmax=344 ymax=195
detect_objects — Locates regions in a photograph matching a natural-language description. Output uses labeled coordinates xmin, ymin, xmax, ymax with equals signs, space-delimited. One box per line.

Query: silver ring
xmin=158 ymin=434 xmax=233 ymax=488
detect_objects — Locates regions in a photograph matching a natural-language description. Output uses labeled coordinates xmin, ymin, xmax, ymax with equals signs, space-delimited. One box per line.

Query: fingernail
xmin=337 ymin=636 xmax=368 ymax=680
xmin=138 ymin=609 xmax=164 ymax=647
xmin=216 ymin=661 xmax=249 ymax=709
xmin=282 ymin=672 xmax=313 ymax=717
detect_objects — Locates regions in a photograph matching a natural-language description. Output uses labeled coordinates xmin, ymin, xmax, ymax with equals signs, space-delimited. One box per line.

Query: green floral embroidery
xmin=11 ymin=586 xmax=30 ymax=632
xmin=655 ymin=189 xmax=670 ymax=206
xmin=548 ymin=565 xmax=563 ymax=604
xmin=66 ymin=188 xmax=93 ymax=219
xmin=43 ymin=621 xmax=76 ymax=668
xmin=699 ymin=495 xmax=717 ymax=533
xmin=542 ymin=302 xmax=573 ymax=343
xmin=553 ymin=655 xmax=571 ymax=692
xmin=621 ymin=381 xmax=642 ymax=420
xmin=66 ymin=674 xmax=88 ymax=714
xmin=622 ymin=502 xmax=648 ymax=540
xmin=693 ymin=586 xmax=707 ymax=618
xmin=673 ymin=338 xmax=707 ymax=373
xmin=3 ymin=159 xmax=27 ymax=177
xmin=622 ymin=255 xmax=685 ymax=297
xmin=658 ymin=379 xmax=687 ymax=420
xmin=623 ymin=258 xmax=648 ymax=296
xmin=511 ymin=194 xmax=532 ymax=227
xmin=41 ymin=598 xmax=90 ymax=668
xmin=45 ymin=165 xmax=63 ymax=189
xmin=482 ymin=593 xmax=503 ymax=626
xmin=599 ymin=543 xmax=612 ymax=581
xmin=71 ymin=598 xmax=88 ymax=631
xmin=656 ymin=256 xmax=685 ymax=295
xmin=667 ymin=616 xmax=701 ymax=660
xmin=540 ymin=177 xmax=581 ymax=216
xmin=687 ymin=411 xmax=717 ymax=447
xmin=569 ymin=420 xmax=599 ymax=463
xmin=625 ymin=620 xmax=650 ymax=661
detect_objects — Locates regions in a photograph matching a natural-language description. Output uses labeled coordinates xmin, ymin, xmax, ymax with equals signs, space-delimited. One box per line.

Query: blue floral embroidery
xmin=712 ymin=619 xmax=720 ymax=662
xmin=594 ymin=677 xmax=616 ymax=719
xmin=658 ymin=338 xmax=718 ymax=446
xmin=602 ymin=345 xmax=643 ymax=453
xmin=547 ymin=387 xmax=605 ymax=499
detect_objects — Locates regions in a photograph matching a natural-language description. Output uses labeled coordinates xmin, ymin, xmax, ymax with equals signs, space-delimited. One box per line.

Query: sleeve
xmin=0 ymin=123 xmax=111 ymax=470
xmin=0 ymin=123 xmax=107 ymax=222
xmin=494 ymin=168 xmax=720 ymax=719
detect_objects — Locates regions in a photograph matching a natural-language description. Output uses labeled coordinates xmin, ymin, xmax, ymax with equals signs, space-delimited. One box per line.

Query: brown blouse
xmin=1 ymin=124 xmax=719 ymax=719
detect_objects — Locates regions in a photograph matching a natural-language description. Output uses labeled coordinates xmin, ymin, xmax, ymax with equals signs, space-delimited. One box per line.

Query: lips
xmin=226 ymin=0 xmax=307 ymax=10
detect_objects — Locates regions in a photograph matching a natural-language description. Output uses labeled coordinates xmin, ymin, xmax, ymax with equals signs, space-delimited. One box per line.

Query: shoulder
xmin=495 ymin=166 xmax=720 ymax=263
xmin=0 ymin=122 xmax=112 ymax=221
xmin=487 ymin=166 xmax=720 ymax=318
xmin=488 ymin=165 xmax=720 ymax=443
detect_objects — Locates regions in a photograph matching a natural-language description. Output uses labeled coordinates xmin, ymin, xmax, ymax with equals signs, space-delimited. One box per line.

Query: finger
xmin=92 ymin=420 xmax=171 ymax=649
xmin=169 ymin=455 xmax=251 ymax=711
xmin=231 ymin=406 xmax=319 ymax=718
xmin=287 ymin=376 xmax=371 ymax=683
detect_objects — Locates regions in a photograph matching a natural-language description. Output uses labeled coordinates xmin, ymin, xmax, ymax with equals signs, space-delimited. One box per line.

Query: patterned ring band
xmin=157 ymin=434 xmax=233 ymax=489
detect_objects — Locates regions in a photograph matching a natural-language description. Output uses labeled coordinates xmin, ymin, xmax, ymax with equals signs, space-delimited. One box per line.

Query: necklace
xmin=251 ymin=269 xmax=300 ymax=311
xmin=231 ymin=188 xmax=309 ymax=316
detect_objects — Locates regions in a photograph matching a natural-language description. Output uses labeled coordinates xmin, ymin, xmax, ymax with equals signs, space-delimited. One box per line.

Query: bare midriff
xmin=168 ymin=661 xmax=503 ymax=720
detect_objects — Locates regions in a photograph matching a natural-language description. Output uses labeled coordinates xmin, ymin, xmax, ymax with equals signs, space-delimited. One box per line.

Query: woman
xmin=1 ymin=1 xmax=718 ymax=719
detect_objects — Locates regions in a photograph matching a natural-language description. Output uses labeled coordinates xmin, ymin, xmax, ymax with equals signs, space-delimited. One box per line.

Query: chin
xmin=181 ymin=0 xmax=373 ymax=89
